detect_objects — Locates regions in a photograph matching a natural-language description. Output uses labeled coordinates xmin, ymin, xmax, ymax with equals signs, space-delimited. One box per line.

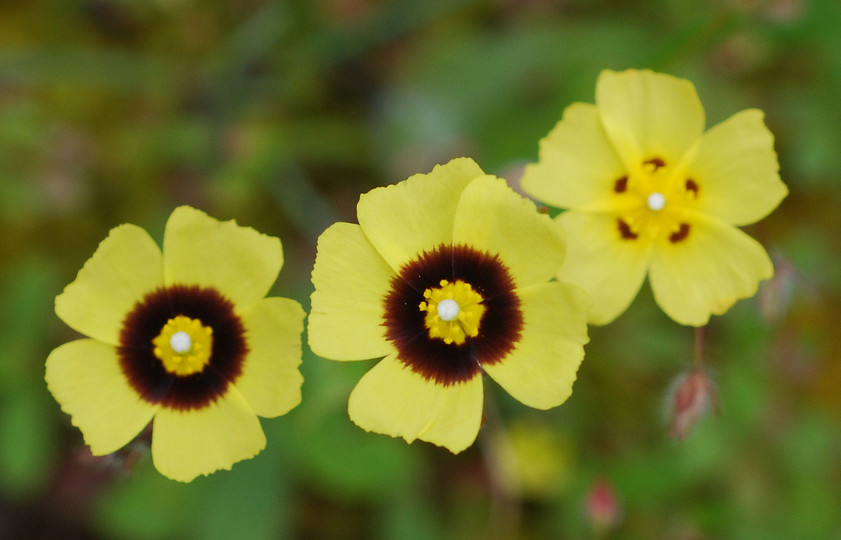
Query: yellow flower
xmin=521 ymin=69 xmax=788 ymax=326
xmin=45 ymin=206 xmax=304 ymax=482
xmin=307 ymin=158 xmax=590 ymax=453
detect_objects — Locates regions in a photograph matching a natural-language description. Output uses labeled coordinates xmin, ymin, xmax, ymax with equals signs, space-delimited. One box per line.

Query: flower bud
xmin=583 ymin=477 xmax=622 ymax=533
xmin=667 ymin=368 xmax=718 ymax=440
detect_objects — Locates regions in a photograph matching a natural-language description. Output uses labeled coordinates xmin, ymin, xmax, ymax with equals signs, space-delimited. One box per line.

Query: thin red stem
xmin=694 ymin=326 xmax=706 ymax=367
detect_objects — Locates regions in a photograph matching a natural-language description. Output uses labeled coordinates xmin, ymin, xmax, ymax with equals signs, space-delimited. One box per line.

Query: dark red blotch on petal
xmin=119 ymin=285 xmax=248 ymax=411
xmin=383 ymin=244 xmax=523 ymax=386
xmin=669 ymin=223 xmax=691 ymax=243
xmin=617 ymin=219 xmax=638 ymax=240
xmin=685 ymin=178 xmax=699 ymax=196
xmin=613 ymin=176 xmax=628 ymax=193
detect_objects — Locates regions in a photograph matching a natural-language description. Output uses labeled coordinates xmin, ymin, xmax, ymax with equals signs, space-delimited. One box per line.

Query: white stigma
xmin=647 ymin=192 xmax=666 ymax=211
xmin=437 ymin=299 xmax=461 ymax=321
xmin=170 ymin=331 xmax=193 ymax=354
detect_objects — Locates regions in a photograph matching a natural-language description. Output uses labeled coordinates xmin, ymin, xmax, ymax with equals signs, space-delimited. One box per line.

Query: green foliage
xmin=1 ymin=0 xmax=837 ymax=538
xmin=0 ymin=259 xmax=61 ymax=500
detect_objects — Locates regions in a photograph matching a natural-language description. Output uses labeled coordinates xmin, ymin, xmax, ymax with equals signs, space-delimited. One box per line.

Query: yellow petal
xmin=555 ymin=211 xmax=653 ymax=325
xmin=308 ymin=222 xmax=395 ymax=361
xmin=55 ymin=224 xmax=164 ymax=345
xmin=681 ymin=109 xmax=787 ymax=226
xmin=453 ymin=176 xmax=566 ymax=287
xmin=235 ymin=297 xmax=304 ymax=417
xmin=151 ymin=385 xmax=265 ymax=482
xmin=649 ymin=215 xmax=774 ymax=326
xmin=163 ymin=206 xmax=282 ymax=309
xmin=348 ymin=354 xmax=483 ymax=453
xmin=45 ymin=339 xmax=158 ymax=455
xmin=596 ymin=69 xmax=704 ymax=168
xmin=482 ymin=282 xmax=589 ymax=409
xmin=521 ymin=102 xmax=628 ymax=212
xmin=356 ymin=157 xmax=484 ymax=272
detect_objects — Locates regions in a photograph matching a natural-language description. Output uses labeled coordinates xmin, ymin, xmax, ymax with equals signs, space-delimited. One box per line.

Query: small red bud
xmin=583 ymin=477 xmax=622 ymax=533
xmin=667 ymin=368 xmax=718 ymax=440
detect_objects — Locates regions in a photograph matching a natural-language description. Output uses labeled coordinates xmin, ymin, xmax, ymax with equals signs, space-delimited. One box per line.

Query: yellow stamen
xmin=152 ymin=315 xmax=214 ymax=376
xmin=418 ymin=279 xmax=486 ymax=345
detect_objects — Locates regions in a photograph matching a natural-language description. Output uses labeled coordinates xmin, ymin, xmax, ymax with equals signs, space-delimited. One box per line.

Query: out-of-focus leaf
xmin=0 ymin=258 xmax=61 ymax=499
xmin=287 ymin=350 xmax=424 ymax=502
xmin=95 ymin=466 xmax=202 ymax=540
xmin=0 ymin=392 xmax=57 ymax=499
xmin=192 ymin=448 xmax=291 ymax=540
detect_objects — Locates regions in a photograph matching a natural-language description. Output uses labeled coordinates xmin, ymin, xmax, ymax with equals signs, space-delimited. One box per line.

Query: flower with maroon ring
xmin=307 ymin=158 xmax=590 ymax=453
xmin=521 ymin=69 xmax=788 ymax=326
xmin=45 ymin=206 xmax=304 ymax=482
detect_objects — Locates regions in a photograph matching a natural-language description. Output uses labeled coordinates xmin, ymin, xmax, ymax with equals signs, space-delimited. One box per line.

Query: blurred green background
xmin=1 ymin=0 xmax=838 ymax=538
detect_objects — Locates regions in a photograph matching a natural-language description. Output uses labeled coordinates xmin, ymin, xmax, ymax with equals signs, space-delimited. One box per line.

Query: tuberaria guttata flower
xmin=45 ymin=206 xmax=304 ymax=482
xmin=307 ymin=158 xmax=590 ymax=452
xmin=521 ymin=69 xmax=788 ymax=326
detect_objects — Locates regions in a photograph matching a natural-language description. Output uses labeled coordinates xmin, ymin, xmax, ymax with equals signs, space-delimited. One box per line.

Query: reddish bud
xmin=583 ymin=477 xmax=622 ymax=533
xmin=667 ymin=368 xmax=719 ymax=440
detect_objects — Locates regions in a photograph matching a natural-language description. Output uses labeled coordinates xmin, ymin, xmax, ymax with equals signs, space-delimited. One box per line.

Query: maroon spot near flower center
xmin=119 ymin=285 xmax=248 ymax=411
xmin=644 ymin=157 xmax=666 ymax=170
xmin=383 ymin=244 xmax=523 ymax=386
xmin=613 ymin=175 xmax=628 ymax=193
xmin=617 ymin=218 xmax=638 ymax=240
xmin=686 ymin=178 xmax=699 ymax=196
xmin=669 ymin=223 xmax=691 ymax=243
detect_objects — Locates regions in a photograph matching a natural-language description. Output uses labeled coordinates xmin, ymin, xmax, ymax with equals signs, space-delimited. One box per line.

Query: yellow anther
xmin=418 ymin=279 xmax=486 ymax=345
xmin=152 ymin=315 xmax=214 ymax=376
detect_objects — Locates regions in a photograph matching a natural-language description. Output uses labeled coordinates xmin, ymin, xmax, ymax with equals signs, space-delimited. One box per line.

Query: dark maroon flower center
xmin=382 ymin=244 xmax=523 ymax=386
xmin=119 ymin=285 xmax=248 ymax=410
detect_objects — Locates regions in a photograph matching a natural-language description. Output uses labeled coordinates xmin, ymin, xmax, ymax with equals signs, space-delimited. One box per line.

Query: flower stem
xmin=694 ymin=325 xmax=706 ymax=367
